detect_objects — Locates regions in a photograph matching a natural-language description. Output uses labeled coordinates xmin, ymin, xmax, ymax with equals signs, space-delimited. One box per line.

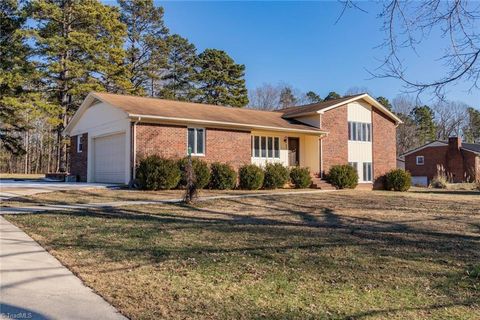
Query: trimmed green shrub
xmin=290 ymin=167 xmax=312 ymax=188
xmin=263 ymin=163 xmax=290 ymax=189
xmin=209 ymin=162 xmax=237 ymax=190
xmin=385 ymin=169 xmax=411 ymax=191
xmin=239 ymin=164 xmax=264 ymax=190
xmin=136 ymin=155 xmax=181 ymax=190
xmin=327 ymin=164 xmax=358 ymax=189
xmin=177 ymin=157 xmax=211 ymax=189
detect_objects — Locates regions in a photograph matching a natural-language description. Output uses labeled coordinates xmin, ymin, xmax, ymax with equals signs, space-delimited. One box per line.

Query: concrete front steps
xmin=310 ymin=177 xmax=336 ymax=190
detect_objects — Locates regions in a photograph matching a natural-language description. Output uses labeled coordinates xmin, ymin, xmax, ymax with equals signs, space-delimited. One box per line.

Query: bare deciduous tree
xmin=376 ymin=0 xmax=480 ymax=97
xmin=248 ymin=83 xmax=282 ymax=110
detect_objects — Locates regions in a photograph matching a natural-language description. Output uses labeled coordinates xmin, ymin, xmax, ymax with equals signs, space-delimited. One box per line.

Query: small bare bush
xmin=430 ymin=164 xmax=448 ymax=189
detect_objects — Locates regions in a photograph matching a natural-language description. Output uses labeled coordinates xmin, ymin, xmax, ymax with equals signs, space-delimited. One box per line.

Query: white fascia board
xmin=128 ymin=114 xmax=327 ymax=136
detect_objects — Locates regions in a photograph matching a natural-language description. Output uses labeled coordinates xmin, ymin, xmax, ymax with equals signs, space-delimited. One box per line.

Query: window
xmin=274 ymin=137 xmax=280 ymax=158
xmin=187 ymin=128 xmax=205 ymax=155
xmin=254 ymin=136 xmax=260 ymax=157
xmin=348 ymin=122 xmax=371 ymax=142
xmin=348 ymin=162 xmax=358 ymax=172
xmin=261 ymin=137 xmax=267 ymax=157
xmin=267 ymin=137 xmax=273 ymax=158
xmin=416 ymin=156 xmax=424 ymax=165
xmin=77 ymin=134 xmax=83 ymax=153
xmin=251 ymin=135 xmax=280 ymax=159
xmin=363 ymin=162 xmax=372 ymax=182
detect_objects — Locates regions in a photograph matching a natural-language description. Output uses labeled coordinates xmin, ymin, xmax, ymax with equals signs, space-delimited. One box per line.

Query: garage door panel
xmin=94 ymin=133 xmax=126 ymax=183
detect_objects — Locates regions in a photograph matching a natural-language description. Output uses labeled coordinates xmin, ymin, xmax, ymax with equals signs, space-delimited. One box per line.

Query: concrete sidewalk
xmin=0 ymin=217 xmax=127 ymax=320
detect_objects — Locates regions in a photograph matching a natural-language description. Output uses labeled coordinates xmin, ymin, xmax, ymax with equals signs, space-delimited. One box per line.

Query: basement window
xmin=416 ymin=156 xmax=424 ymax=165
xmin=77 ymin=135 xmax=83 ymax=153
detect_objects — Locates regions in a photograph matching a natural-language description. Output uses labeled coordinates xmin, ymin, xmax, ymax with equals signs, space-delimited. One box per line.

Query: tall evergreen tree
xmin=30 ymin=0 xmax=129 ymax=171
xmin=411 ymin=105 xmax=436 ymax=145
xmin=157 ymin=34 xmax=196 ymax=101
xmin=0 ymin=0 xmax=30 ymax=155
xmin=324 ymin=91 xmax=341 ymax=101
xmin=0 ymin=0 xmax=54 ymax=155
xmin=195 ymin=49 xmax=248 ymax=107
xmin=119 ymin=0 xmax=168 ymax=94
xmin=279 ymin=87 xmax=297 ymax=108
xmin=376 ymin=96 xmax=392 ymax=110
xmin=464 ymin=107 xmax=480 ymax=143
xmin=305 ymin=91 xmax=322 ymax=103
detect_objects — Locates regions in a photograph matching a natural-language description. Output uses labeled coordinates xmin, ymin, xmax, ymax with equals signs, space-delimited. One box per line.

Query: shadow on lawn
xmin=6 ymin=195 xmax=479 ymax=319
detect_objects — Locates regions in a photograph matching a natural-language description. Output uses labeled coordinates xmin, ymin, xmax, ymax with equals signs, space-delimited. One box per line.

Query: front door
xmin=288 ymin=137 xmax=299 ymax=166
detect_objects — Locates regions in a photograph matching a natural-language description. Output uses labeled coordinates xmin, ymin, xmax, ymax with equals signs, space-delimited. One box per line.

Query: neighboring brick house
xmin=64 ymin=92 xmax=402 ymax=187
xmin=403 ymin=137 xmax=480 ymax=185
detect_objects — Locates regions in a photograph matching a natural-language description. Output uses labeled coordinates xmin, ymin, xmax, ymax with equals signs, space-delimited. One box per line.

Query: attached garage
xmin=93 ymin=133 xmax=126 ymax=183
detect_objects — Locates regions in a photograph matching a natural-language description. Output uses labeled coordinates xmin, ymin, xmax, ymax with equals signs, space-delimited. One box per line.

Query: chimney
xmin=448 ymin=136 xmax=462 ymax=150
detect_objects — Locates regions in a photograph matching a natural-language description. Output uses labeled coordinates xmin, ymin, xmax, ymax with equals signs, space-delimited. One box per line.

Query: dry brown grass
xmin=5 ymin=190 xmax=480 ymax=319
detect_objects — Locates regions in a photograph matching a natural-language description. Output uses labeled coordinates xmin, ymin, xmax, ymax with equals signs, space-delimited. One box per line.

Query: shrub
xmin=263 ymin=163 xmax=290 ymax=189
xmin=327 ymin=164 xmax=358 ymax=189
xmin=177 ymin=157 xmax=211 ymax=189
xmin=290 ymin=167 xmax=312 ymax=188
xmin=385 ymin=169 xmax=411 ymax=191
xmin=209 ymin=162 xmax=237 ymax=190
xmin=136 ymin=155 xmax=181 ymax=190
xmin=430 ymin=175 xmax=447 ymax=189
xmin=238 ymin=164 xmax=264 ymax=190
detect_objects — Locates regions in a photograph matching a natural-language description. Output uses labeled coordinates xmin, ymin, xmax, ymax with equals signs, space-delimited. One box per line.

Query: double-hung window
xmin=77 ymin=134 xmax=83 ymax=153
xmin=252 ymin=135 xmax=280 ymax=159
xmin=416 ymin=156 xmax=424 ymax=165
xmin=348 ymin=122 xmax=371 ymax=142
xmin=363 ymin=162 xmax=372 ymax=182
xmin=187 ymin=128 xmax=205 ymax=155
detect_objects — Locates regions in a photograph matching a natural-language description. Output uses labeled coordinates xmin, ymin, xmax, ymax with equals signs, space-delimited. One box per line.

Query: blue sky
xmin=131 ymin=1 xmax=480 ymax=107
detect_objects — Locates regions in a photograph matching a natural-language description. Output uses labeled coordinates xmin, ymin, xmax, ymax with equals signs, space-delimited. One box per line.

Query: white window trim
xmin=77 ymin=134 xmax=83 ymax=153
xmin=251 ymin=135 xmax=281 ymax=160
xmin=416 ymin=155 xmax=424 ymax=165
xmin=348 ymin=121 xmax=372 ymax=142
xmin=187 ymin=127 xmax=205 ymax=156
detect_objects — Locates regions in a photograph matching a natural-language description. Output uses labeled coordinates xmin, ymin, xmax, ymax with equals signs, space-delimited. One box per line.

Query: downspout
xmin=131 ymin=117 xmax=141 ymax=181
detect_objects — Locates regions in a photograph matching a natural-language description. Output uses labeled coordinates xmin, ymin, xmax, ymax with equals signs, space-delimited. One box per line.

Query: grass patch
xmin=0 ymin=173 xmax=45 ymax=180
xmin=5 ymin=190 xmax=480 ymax=319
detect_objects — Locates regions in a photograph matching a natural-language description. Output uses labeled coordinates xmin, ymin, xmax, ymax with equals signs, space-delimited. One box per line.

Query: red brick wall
xmin=405 ymin=146 xmax=448 ymax=181
xmin=69 ymin=133 xmax=88 ymax=182
xmin=463 ymin=151 xmax=479 ymax=182
xmin=405 ymin=143 xmax=479 ymax=183
xmin=136 ymin=123 xmax=186 ymax=160
xmin=372 ymin=108 xmax=397 ymax=188
xmin=135 ymin=123 xmax=251 ymax=170
xmin=320 ymin=105 xmax=348 ymax=176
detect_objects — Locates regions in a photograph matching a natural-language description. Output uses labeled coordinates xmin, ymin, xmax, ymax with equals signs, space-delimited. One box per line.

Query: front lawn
xmin=5 ymin=190 xmax=480 ymax=319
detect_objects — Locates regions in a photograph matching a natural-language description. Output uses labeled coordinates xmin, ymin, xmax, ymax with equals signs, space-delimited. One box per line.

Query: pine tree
xmin=0 ymin=0 xmax=30 ymax=155
xmin=376 ymin=96 xmax=392 ymax=110
xmin=324 ymin=91 xmax=341 ymax=101
xmin=30 ymin=0 xmax=129 ymax=171
xmin=464 ymin=107 xmax=480 ymax=143
xmin=279 ymin=87 xmax=297 ymax=108
xmin=119 ymin=0 xmax=168 ymax=94
xmin=157 ymin=34 xmax=197 ymax=101
xmin=195 ymin=49 xmax=248 ymax=107
xmin=305 ymin=91 xmax=322 ymax=103
xmin=411 ymin=105 xmax=436 ymax=145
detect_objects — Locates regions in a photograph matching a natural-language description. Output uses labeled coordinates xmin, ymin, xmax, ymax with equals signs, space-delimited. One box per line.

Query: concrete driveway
xmin=0 ymin=180 xmax=117 ymax=200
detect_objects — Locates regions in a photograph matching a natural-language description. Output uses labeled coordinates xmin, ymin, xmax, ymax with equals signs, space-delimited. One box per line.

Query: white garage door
xmin=94 ymin=133 xmax=126 ymax=183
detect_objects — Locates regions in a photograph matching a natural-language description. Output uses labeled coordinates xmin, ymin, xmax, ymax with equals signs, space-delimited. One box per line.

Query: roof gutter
xmin=128 ymin=114 xmax=327 ymax=135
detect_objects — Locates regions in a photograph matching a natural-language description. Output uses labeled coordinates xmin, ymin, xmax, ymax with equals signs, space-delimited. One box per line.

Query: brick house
xmin=64 ymin=92 xmax=402 ymax=187
xmin=403 ymin=137 xmax=480 ymax=186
